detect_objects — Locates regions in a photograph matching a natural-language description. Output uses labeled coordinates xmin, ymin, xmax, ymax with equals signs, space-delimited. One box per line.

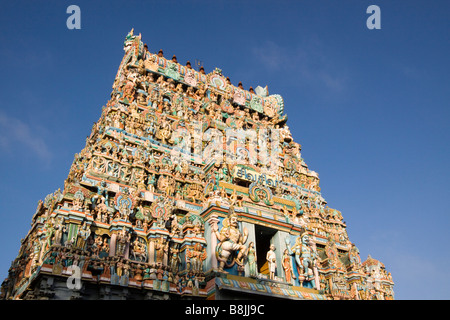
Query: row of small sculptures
xmin=14 ymin=212 xmax=209 ymax=288
xmin=85 ymin=137 xmax=320 ymax=197
xmin=66 ymin=153 xmax=341 ymax=249
xmin=42 ymin=245 xmax=206 ymax=291
xmin=104 ymin=60 xmax=316 ymax=182
xmin=96 ymin=101 xmax=311 ymax=185
xmin=76 ymin=60 xmax=322 ymax=201
xmin=112 ymin=61 xmax=286 ymax=130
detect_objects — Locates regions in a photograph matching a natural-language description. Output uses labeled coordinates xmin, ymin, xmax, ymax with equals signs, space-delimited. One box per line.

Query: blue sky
xmin=0 ymin=0 xmax=449 ymax=299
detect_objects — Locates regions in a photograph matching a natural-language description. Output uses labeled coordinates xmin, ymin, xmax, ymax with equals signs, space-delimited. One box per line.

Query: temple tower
xmin=1 ymin=30 xmax=394 ymax=300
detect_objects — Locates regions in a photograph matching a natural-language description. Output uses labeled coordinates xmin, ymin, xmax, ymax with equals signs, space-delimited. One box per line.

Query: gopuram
xmin=1 ymin=30 xmax=394 ymax=300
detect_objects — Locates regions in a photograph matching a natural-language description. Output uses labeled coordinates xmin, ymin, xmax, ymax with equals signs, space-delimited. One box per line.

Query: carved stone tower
xmin=1 ymin=30 xmax=394 ymax=300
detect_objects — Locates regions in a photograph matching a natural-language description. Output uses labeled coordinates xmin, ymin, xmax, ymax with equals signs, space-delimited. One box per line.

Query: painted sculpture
xmin=213 ymin=207 xmax=248 ymax=272
xmin=266 ymin=244 xmax=277 ymax=280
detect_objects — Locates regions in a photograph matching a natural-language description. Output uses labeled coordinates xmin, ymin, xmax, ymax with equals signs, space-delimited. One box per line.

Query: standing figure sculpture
xmin=266 ymin=244 xmax=277 ymax=280
xmin=76 ymin=222 xmax=91 ymax=250
xmin=348 ymin=243 xmax=361 ymax=271
xmin=53 ymin=217 xmax=67 ymax=246
xmin=116 ymin=227 xmax=131 ymax=257
xmin=282 ymin=248 xmax=296 ymax=283
xmin=289 ymin=236 xmax=302 ymax=274
xmin=246 ymin=242 xmax=257 ymax=278
xmin=212 ymin=207 xmax=248 ymax=272
xmin=287 ymin=233 xmax=318 ymax=287
xmin=186 ymin=243 xmax=207 ymax=273
xmin=300 ymin=233 xmax=317 ymax=277
xmin=169 ymin=245 xmax=181 ymax=274
xmin=299 ymin=233 xmax=318 ymax=288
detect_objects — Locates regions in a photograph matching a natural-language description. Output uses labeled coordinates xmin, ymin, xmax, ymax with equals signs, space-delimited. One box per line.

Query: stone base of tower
xmin=13 ymin=271 xmax=208 ymax=300
xmin=8 ymin=266 xmax=325 ymax=300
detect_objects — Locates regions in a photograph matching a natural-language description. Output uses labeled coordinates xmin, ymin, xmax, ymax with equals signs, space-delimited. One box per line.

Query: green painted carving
xmin=165 ymin=61 xmax=180 ymax=81
xmin=249 ymin=96 xmax=263 ymax=113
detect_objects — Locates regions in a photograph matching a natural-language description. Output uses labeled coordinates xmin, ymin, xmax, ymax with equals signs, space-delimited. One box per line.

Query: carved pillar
xmin=124 ymin=242 xmax=130 ymax=260
xmin=163 ymin=240 xmax=169 ymax=267
xmin=148 ymin=238 xmax=155 ymax=264
xmin=110 ymin=234 xmax=117 ymax=256
xmin=208 ymin=214 xmax=220 ymax=270
xmin=313 ymin=266 xmax=320 ymax=290
xmin=352 ymin=282 xmax=360 ymax=300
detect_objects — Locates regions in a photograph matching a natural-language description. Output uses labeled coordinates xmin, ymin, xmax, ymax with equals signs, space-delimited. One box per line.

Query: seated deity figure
xmin=212 ymin=207 xmax=248 ymax=272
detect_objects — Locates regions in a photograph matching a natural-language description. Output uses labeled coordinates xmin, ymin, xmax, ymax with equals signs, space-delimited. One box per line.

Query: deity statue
xmin=288 ymin=233 xmax=318 ymax=283
xmin=72 ymin=190 xmax=85 ymax=211
xmin=131 ymin=238 xmax=147 ymax=262
xmin=281 ymin=248 xmax=295 ymax=284
xmin=169 ymin=245 xmax=181 ymax=274
xmin=324 ymin=236 xmax=343 ymax=269
xmin=96 ymin=197 xmax=112 ymax=222
xmin=75 ymin=222 xmax=91 ymax=250
xmin=91 ymin=180 xmax=109 ymax=210
xmin=154 ymin=236 xmax=168 ymax=264
xmin=147 ymin=173 xmax=156 ymax=192
xmin=53 ymin=217 xmax=66 ymax=246
xmin=116 ymin=227 xmax=131 ymax=257
xmin=157 ymin=118 xmax=172 ymax=144
xmin=91 ymin=235 xmax=104 ymax=258
xmin=212 ymin=207 xmax=249 ymax=272
xmin=246 ymin=242 xmax=257 ymax=278
xmin=186 ymin=243 xmax=207 ymax=274
xmin=44 ymin=220 xmax=55 ymax=251
xmin=116 ymin=258 xmax=124 ymax=277
xmin=266 ymin=244 xmax=277 ymax=280
xmin=348 ymin=243 xmax=362 ymax=271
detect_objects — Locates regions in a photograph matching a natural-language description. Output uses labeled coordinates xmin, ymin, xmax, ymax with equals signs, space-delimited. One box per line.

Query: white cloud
xmin=252 ymin=41 xmax=291 ymax=70
xmin=0 ymin=111 xmax=52 ymax=163
xmin=252 ymin=40 xmax=348 ymax=94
